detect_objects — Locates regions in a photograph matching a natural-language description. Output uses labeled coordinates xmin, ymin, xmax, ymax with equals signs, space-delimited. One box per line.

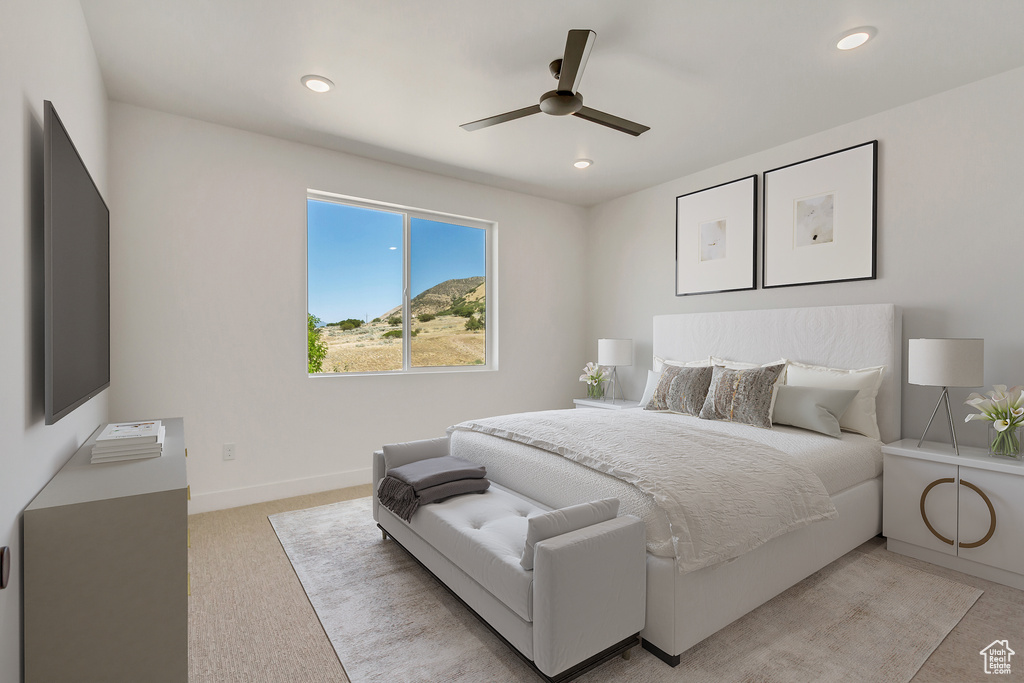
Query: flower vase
xmin=587 ymin=382 xmax=606 ymax=399
xmin=989 ymin=422 xmax=1023 ymax=459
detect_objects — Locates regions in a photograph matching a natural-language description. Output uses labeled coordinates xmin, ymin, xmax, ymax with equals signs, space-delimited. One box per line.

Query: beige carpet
xmin=270 ymin=497 xmax=983 ymax=683
xmin=188 ymin=485 xmax=372 ymax=682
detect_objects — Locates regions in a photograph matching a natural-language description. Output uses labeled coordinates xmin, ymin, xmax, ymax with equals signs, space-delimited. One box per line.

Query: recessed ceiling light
xmin=836 ymin=27 xmax=876 ymax=51
xmin=301 ymin=75 xmax=334 ymax=93
xmin=389 ymin=246 xmax=397 ymax=250
xmin=574 ymin=159 xmax=593 ymax=169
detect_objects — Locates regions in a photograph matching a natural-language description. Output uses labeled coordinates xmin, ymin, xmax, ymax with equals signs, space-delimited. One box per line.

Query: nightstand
xmin=573 ymin=398 xmax=641 ymax=410
xmin=882 ymin=438 xmax=1024 ymax=589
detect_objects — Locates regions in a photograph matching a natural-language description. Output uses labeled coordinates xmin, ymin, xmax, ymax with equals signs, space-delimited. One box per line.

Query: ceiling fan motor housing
xmin=539 ymin=90 xmax=583 ymax=116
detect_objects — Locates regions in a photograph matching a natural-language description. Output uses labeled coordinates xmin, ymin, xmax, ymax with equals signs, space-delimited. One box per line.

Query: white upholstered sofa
xmin=372 ymin=437 xmax=646 ymax=682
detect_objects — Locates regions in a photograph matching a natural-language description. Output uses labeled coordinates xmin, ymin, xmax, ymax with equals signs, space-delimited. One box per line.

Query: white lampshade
xmin=598 ymin=339 xmax=633 ymax=367
xmin=908 ymin=338 xmax=984 ymax=387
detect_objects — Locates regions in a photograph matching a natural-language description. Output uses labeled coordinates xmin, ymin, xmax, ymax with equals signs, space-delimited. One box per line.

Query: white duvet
xmin=450 ymin=409 xmax=881 ymax=572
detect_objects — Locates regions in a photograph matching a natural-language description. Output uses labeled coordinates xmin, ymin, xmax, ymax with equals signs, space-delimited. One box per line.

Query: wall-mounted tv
xmin=44 ymin=100 xmax=110 ymax=425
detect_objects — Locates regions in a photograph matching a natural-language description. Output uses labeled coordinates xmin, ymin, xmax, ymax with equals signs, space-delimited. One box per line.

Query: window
xmin=306 ymin=191 xmax=494 ymax=375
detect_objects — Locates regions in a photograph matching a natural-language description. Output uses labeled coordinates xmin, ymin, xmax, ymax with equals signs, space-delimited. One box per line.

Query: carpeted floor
xmin=271 ymin=497 xmax=982 ymax=683
xmin=188 ymin=487 xmax=1024 ymax=682
xmin=188 ymin=485 xmax=371 ymax=683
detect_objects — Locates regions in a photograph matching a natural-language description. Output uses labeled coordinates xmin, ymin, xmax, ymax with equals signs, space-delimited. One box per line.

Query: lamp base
xmin=917 ymin=386 xmax=960 ymax=455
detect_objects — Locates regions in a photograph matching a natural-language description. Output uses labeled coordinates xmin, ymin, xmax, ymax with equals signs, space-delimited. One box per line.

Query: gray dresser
xmin=24 ymin=417 xmax=188 ymax=683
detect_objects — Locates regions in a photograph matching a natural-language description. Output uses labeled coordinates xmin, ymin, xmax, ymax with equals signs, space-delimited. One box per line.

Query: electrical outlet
xmin=222 ymin=443 xmax=236 ymax=461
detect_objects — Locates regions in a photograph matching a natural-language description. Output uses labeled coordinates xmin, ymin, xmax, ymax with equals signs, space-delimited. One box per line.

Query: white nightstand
xmin=882 ymin=438 xmax=1024 ymax=589
xmin=573 ymin=398 xmax=641 ymax=410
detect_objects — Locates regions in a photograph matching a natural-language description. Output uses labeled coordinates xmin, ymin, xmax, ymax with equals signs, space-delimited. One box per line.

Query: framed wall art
xmin=762 ymin=140 xmax=877 ymax=289
xmin=675 ymin=174 xmax=757 ymax=296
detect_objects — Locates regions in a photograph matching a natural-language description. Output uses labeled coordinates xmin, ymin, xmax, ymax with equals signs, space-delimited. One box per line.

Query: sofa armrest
xmin=532 ymin=515 xmax=646 ymax=677
xmin=373 ymin=437 xmax=449 ymax=522
xmin=372 ymin=451 xmax=384 ymax=522
xmin=382 ymin=436 xmax=449 ymax=470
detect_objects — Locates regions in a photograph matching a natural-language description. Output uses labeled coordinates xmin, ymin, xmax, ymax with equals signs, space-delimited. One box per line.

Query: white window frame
xmin=307 ymin=189 xmax=498 ymax=376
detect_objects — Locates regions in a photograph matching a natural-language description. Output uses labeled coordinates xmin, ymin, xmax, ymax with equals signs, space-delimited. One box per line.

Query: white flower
xmin=967 ymin=385 xmax=1024 ymax=436
xmin=989 ymin=390 xmax=1011 ymax=412
xmin=579 ymin=361 xmax=607 ymax=384
xmin=965 ymin=396 xmax=996 ymax=419
xmin=1009 ymin=386 xmax=1024 ymax=410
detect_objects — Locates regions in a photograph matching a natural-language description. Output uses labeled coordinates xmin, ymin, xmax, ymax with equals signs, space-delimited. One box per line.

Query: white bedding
xmin=449 ymin=409 xmax=882 ymax=573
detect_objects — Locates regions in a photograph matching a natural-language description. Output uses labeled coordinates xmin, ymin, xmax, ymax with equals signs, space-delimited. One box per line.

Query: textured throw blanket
xmin=450 ymin=410 xmax=837 ymax=572
xmin=378 ymin=455 xmax=489 ymax=521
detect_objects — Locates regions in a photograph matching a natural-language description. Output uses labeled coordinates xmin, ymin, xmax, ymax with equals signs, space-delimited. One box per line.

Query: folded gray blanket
xmin=386 ymin=455 xmax=486 ymax=489
xmin=379 ymin=455 xmax=489 ymax=521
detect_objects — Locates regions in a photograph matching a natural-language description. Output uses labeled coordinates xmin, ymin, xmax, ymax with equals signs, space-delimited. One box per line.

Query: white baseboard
xmin=188 ymin=467 xmax=372 ymax=514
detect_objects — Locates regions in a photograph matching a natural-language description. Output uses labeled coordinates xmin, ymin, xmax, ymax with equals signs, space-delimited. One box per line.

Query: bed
xmin=448 ymin=303 xmax=902 ymax=665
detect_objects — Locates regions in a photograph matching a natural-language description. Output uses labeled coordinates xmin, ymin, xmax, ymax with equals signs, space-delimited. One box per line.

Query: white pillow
xmin=771 ymin=385 xmax=860 ymax=438
xmin=711 ymin=356 xmax=788 ymax=375
xmin=785 ymin=361 xmax=885 ymax=440
xmin=639 ymin=370 xmax=660 ymax=408
xmin=652 ymin=356 xmax=711 ymax=372
xmin=520 ymin=498 xmax=619 ymax=570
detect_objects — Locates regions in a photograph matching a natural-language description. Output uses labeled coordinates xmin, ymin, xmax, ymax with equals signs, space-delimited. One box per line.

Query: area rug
xmin=270 ymin=497 xmax=982 ymax=683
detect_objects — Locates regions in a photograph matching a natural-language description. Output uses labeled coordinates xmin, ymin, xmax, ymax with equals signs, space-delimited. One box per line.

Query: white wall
xmin=585 ymin=65 xmax=1024 ymax=449
xmin=0 ymin=1 xmax=109 ymax=681
xmin=107 ymin=104 xmax=588 ymax=512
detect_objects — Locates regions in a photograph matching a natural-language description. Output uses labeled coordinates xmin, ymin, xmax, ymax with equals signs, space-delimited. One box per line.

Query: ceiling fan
xmin=461 ymin=29 xmax=650 ymax=137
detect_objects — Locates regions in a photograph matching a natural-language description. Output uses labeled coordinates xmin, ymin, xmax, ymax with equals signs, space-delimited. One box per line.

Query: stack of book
xmin=91 ymin=420 xmax=165 ymax=463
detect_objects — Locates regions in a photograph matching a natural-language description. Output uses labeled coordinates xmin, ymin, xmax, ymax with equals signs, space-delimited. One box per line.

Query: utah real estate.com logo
xmin=980 ymin=640 xmax=1014 ymax=675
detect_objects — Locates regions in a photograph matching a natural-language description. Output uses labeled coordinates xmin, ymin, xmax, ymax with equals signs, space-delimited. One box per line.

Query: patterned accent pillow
xmin=644 ymin=366 xmax=682 ymax=411
xmin=699 ymin=363 xmax=787 ymax=428
xmin=666 ymin=366 xmax=713 ymax=416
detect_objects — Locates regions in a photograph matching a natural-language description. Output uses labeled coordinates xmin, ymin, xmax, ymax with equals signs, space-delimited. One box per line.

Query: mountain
xmin=379 ymin=276 xmax=485 ymax=320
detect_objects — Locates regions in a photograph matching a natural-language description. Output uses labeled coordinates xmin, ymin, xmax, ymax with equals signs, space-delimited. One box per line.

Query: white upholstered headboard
xmin=653 ymin=304 xmax=902 ymax=443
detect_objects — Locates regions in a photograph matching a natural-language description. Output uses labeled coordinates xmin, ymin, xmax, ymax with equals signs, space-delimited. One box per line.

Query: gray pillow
xmin=666 ymin=366 xmax=713 ymax=416
xmin=699 ymin=363 xmax=786 ymax=429
xmin=644 ymin=366 xmax=682 ymax=411
xmin=772 ymin=385 xmax=860 ymax=438
xmin=520 ymin=498 xmax=619 ymax=570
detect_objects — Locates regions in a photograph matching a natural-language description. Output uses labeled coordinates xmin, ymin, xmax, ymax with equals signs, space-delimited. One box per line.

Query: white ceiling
xmin=79 ymin=0 xmax=1024 ymax=206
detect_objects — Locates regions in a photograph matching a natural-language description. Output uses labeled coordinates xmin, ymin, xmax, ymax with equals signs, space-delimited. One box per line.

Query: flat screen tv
xmin=44 ymin=100 xmax=110 ymax=425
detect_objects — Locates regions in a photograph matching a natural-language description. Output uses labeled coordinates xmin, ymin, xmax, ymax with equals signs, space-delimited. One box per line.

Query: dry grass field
xmin=318 ymin=316 xmax=484 ymax=373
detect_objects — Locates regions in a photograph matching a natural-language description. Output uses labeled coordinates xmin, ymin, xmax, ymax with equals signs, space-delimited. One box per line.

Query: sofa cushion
xmin=408 ymin=486 xmax=543 ymax=622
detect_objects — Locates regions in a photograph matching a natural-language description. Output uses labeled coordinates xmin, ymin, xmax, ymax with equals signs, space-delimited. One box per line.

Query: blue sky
xmin=307 ymin=200 xmax=485 ymax=323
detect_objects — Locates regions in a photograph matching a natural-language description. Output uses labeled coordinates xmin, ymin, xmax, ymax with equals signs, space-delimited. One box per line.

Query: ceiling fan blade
xmin=557 ymin=29 xmax=596 ymax=94
xmin=460 ymin=105 xmax=542 ymax=132
xmin=574 ymin=106 xmax=650 ymax=136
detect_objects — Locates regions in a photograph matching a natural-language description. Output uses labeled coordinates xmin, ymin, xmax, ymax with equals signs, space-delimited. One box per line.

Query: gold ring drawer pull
xmin=919 ymin=478 xmax=955 ymax=546
xmin=958 ymin=480 xmax=997 ymax=549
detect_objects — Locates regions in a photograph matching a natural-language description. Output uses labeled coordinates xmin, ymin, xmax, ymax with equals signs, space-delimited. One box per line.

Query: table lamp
xmin=908 ymin=338 xmax=984 ymax=455
xmin=597 ymin=338 xmax=632 ymax=403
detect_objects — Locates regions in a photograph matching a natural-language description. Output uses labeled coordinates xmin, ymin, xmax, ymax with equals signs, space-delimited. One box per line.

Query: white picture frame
xmin=675 ymin=175 xmax=757 ymax=296
xmin=763 ymin=141 xmax=877 ymax=288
